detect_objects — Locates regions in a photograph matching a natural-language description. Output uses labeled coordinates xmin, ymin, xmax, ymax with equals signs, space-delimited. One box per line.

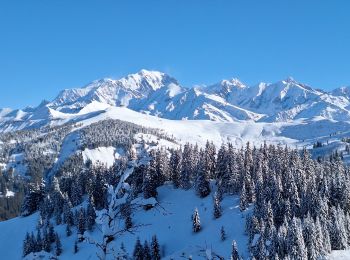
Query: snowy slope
xmin=0 ymin=185 xmax=249 ymax=260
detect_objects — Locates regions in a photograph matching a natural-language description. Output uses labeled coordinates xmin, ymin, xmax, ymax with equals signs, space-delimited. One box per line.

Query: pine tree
xmin=231 ymin=240 xmax=240 ymax=260
xmin=143 ymin=240 xmax=152 ymax=260
xmin=143 ymin=151 xmax=158 ymax=199
xmin=192 ymin=208 xmax=201 ymax=233
xmin=239 ymin=183 xmax=247 ymax=211
xmin=86 ymin=199 xmax=96 ymax=231
xmin=66 ymin=223 xmax=72 ymax=237
xmin=48 ymin=223 xmax=55 ymax=243
xmin=220 ymin=226 xmax=226 ymax=241
xmin=55 ymin=233 xmax=62 ymax=256
xmin=35 ymin=229 xmax=42 ymax=252
xmin=77 ymin=208 xmax=86 ymax=239
xmin=170 ymin=148 xmax=182 ymax=188
xmin=133 ymin=237 xmax=143 ymax=260
xmin=151 ymin=235 xmax=161 ymax=260
xmin=287 ymin=217 xmax=307 ymax=260
xmin=180 ymin=143 xmax=194 ymax=189
xmin=195 ymin=149 xmax=211 ymax=198
xmin=42 ymin=229 xmax=51 ymax=253
xmin=213 ymin=193 xmax=222 ymax=218
xmin=116 ymin=243 xmax=129 ymax=260
xmin=22 ymin=232 xmax=32 ymax=257
xmin=74 ymin=240 xmax=78 ymax=254
xmin=63 ymin=199 xmax=73 ymax=226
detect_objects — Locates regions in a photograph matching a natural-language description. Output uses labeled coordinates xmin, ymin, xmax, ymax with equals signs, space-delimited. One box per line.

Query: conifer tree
xmin=133 ymin=237 xmax=143 ymax=260
xmin=86 ymin=199 xmax=96 ymax=231
xmin=66 ymin=223 xmax=72 ymax=237
xmin=151 ymin=235 xmax=161 ymax=260
xmin=22 ymin=232 xmax=32 ymax=257
xmin=143 ymin=151 xmax=158 ymax=199
xmin=195 ymin=150 xmax=211 ymax=198
xmin=74 ymin=240 xmax=78 ymax=254
xmin=77 ymin=208 xmax=86 ymax=240
xmin=170 ymin=148 xmax=182 ymax=188
xmin=42 ymin=229 xmax=51 ymax=253
xmin=213 ymin=193 xmax=222 ymax=218
xmin=220 ymin=226 xmax=226 ymax=241
xmin=239 ymin=183 xmax=247 ymax=212
xmin=55 ymin=232 xmax=62 ymax=256
xmin=143 ymin=240 xmax=152 ymax=260
xmin=116 ymin=243 xmax=128 ymax=260
xmin=231 ymin=240 xmax=240 ymax=260
xmin=192 ymin=208 xmax=201 ymax=233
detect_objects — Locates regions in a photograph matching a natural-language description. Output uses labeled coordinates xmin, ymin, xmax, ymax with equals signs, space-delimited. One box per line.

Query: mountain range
xmin=1 ymin=69 xmax=350 ymax=133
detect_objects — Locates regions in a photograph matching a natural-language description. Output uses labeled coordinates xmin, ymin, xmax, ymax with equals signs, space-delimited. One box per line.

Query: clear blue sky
xmin=0 ymin=0 xmax=349 ymax=108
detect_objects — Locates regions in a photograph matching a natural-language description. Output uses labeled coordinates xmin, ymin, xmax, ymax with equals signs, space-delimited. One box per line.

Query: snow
xmin=82 ymin=146 xmax=122 ymax=167
xmin=0 ymin=189 xmax=15 ymax=198
xmin=0 ymin=213 xmax=39 ymax=260
xmin=0 ymin=184 xmax=250 ymax=260
xmin=329 ymin=250 xmax=350 ymax=259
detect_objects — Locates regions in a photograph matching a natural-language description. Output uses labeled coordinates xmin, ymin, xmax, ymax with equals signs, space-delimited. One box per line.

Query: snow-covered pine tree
xmin=231 ymin=240 xmax=240 ymax=260
xmin=213 ymin=192 xmax=222 ymax=218
xmin=170 ymin=148 xmax=182 ymax=188
xmin=22 ymin=232 xmax=32 ymax=257
xmin=155 ymin=148 xmax=169 ymax=185
xmin=42 ymin=228 xmax=51 ymax=253
xmin=195 ymin=149 xmax=211 ymax=198
xmin=220 ymin=226 xmax=226 ymax=241
xmin=86 ymin=198 xmax=96 ymax=231
xmin=287 ymin=217 xmax=307 ymax=260
xmin=77 ymin=208 xmax=86 ymax=241
xmin=239 ymin=183 xmax=247 ymax=212
xmin=133 ymin=237 xmax=144 ymax=260
xmin=74 ymin=240 xmax=78 ymax=254
xmin=180 ymin=143 xmax=194 ymax=190
xmin=193 ymin=208 xmax=201 ymax=233
xmin=143 ymin=240 xmax=152 ymax=260
xmin=55 ymin=232 xmax=62 ymax=256
xmin=66 ymin=223 xmax=72 ymax=237
xmin=143 ymin=150 xmax=158 ymax=199
xmin=204 ymin=140 xmax=216 ymax=179
xmin=34 ymin=229 xmax=42 ymax=252
xmin=151 ymin=235 xmax=161 ymax=260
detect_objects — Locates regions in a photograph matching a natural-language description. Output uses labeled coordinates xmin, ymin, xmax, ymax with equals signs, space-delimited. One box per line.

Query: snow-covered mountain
xmin=2 ymin=70 xmax=350 ymax=132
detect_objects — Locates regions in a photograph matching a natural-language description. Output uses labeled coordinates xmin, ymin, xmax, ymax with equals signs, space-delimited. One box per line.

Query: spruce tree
xmin=239 ymin=183 xmax=247 ymax=212
xmin=195 ymin=149 xmax=211 ymax=198
xmin=42 ymin=229 xmax=51 ymax=253
xmin=213 ymin=193 xmax=222 ymax=218
xmin=143 ymin=240 xmax=152 ymax=260
xmin=220 ymin=226 xmax=226 ymax=241
xmin=66 ymin=223 xmax=72 ymax=237
xmin=77 ymin=208 xmax=86 ymax=239
xmin=231 ymin=240 xmax=240 ymax=260
xmin=116 ymin=243 xmax=128 ymax=260
xmin=170 ymin=148 xmax=182 ymax=188
xmin=86 ymin=199 xmax=96 ymax=231
xmin=143 ymin=152 xmax=158 ymax=199
xmin=74 ymin=240 xmax=78 ymax=254
xmin=151 ymin=235 xmax=161 ymax=260
xmin=192 ymin=208 xmax=201 ymax=233
xmin=22 ymin=232 xmax=31 ymax=257
xmin=55 ymin=233 xmax=62 ymax=256
xmin=133 ymin=237 xmax=143 ymax=260
xmin=35 ymin=229 xmax=42 ymax=252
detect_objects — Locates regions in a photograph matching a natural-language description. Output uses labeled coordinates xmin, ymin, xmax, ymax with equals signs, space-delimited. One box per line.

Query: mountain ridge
xmin=1 ymin=69 xmax=350 ymax=132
